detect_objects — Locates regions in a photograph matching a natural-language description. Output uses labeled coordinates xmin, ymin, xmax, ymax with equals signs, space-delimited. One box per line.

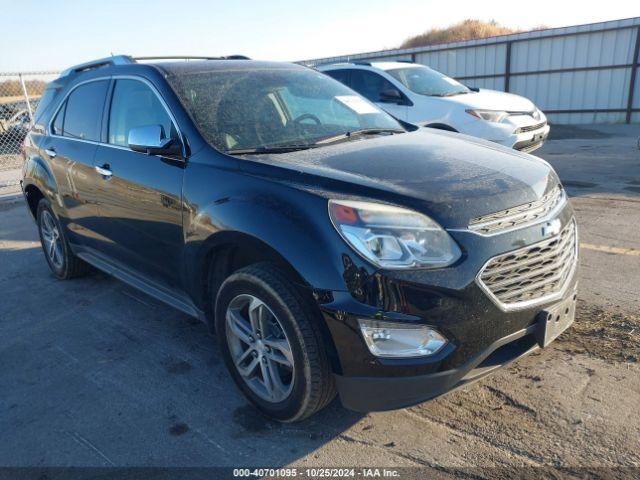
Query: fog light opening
xmin=358 ymin=319 xmax=447 ymax=358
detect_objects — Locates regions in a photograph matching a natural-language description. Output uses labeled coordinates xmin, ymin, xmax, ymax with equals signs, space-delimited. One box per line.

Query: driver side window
xmin=108 ymin=79 xmax=177 ymax=147
xmin=349 ymin=70 xmax=399 ymax=103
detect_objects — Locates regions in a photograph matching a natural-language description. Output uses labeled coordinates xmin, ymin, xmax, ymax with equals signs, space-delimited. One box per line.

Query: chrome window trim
xmin=475 ymin=219 xmax=579 ymax=312
xmin=47 ymin=75 xmax=186 ymax=157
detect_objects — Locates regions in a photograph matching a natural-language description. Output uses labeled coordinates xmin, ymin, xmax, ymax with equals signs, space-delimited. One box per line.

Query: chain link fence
xmin=0 ymin=71 xmax=59 ymax=174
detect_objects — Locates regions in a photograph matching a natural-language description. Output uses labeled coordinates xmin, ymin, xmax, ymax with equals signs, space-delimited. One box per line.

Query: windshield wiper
xmin=315 ymin=128 xmax=405 ymax=145
xmin=428 ymin=91 xmax=470 ymax=97
xmin=227 ymin=144 xmax=314 ymax=155
xmin=227 ymin=129 xmax=405 ymax=153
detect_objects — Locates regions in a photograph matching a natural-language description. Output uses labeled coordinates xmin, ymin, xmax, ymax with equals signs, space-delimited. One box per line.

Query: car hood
xmin=240 ymin=129 xmax=558 ymax=228
xmin=435 ymin=88 xmax=536 ymax=112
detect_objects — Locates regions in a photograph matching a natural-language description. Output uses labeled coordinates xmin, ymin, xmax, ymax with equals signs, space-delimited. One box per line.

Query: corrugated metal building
xmin=301 ymin=17 xmax=640 ymax=124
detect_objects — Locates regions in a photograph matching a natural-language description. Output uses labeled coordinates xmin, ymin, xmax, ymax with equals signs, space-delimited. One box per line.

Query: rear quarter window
xmin=52 ymin=102 xmax=66 ymax=135
xmin=32 ymin=87 xmax=59 ymax=129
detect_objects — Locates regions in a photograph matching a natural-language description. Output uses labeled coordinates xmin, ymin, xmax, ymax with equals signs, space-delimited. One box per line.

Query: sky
xmin=1 ymin=0 xmax=639 ymax=72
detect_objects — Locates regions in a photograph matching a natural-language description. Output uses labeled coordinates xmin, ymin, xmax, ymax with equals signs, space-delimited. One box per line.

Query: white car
xmin=318 ymin=61 xmax=550 ymax=152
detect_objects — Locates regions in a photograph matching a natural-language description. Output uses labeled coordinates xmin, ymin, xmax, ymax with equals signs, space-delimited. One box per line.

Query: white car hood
xmin=441 ymin=89 xmax=535 ymax=112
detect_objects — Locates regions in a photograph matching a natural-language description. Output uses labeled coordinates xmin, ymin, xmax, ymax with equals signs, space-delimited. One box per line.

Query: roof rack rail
xmin=60 ymin=55 xmax=135 ymax=77
xmin=133 ymin=55 xmax=251 ymax=61
xmin=59 ymin=54 xmax=252 ymax=77
xmin=134 ymin=55 xmax=219 ymax=61
xmin=396 ymin=59 xmax=414 ymax=63
xmin=314 ymin=60 xmax=371 ymax=68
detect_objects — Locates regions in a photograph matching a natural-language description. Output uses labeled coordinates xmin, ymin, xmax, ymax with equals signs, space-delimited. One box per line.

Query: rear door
xmin=40 ymin=79 xmax=109 ymax=248
xmin=91 ymin=77 xmax=185 ymax=289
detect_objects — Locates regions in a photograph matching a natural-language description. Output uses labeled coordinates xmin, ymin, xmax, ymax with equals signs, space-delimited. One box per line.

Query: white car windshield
xmin=387 ymin=66 xmax=470 ymax=97
xmin=165 ymin=63 xmax=404 ymax=154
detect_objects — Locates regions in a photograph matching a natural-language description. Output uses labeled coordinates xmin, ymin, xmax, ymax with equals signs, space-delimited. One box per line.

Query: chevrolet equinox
xmin=22 ymin=55 xmax=578 ymax=422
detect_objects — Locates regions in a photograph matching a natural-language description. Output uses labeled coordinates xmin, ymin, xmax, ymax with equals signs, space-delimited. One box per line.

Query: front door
xmin=349 ymin=69 xmax=409 ymax=120
xmin=91 ymin=78 xmax=185 ymax=289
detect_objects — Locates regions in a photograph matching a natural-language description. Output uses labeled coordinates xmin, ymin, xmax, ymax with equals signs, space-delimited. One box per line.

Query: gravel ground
xmin=0 ymin=124 xmax=638 ymax=478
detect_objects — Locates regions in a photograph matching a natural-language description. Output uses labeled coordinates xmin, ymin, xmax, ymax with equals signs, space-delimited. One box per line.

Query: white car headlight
xmin=358 ymin=319 xmax=447 ymax=357
xmin=532 ymin=108 xmax=543 ymax=121
xmin=328 ymin=199 xmax=461 ymax=269
xmin=465 ymin=109 xmax=509 ymax=123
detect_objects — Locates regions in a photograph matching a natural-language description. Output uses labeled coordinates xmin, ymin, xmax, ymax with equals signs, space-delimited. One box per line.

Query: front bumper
xmin=333 ymin=287 xmax=576 ymax=411
xmin=490 ymin=123 xmax=550 ymax=152
xmin=459 ymin=115 xmax=550 ymax=152
xmin=318 ymin=203 xmax=577 ymax=412
xmin=512 ymin=124 xmax=550 ymax=153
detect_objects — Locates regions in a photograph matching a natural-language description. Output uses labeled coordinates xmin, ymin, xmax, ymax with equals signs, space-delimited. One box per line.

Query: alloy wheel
xmin=40 ymin=210 xmax=64 ymax=270
xmin=225 ymin=294 xmax=295 ymax=403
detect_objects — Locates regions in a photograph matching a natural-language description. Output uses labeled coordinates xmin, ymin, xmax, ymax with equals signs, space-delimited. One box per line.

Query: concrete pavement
xmin=0 ymin=125 xmax=638 ymax=476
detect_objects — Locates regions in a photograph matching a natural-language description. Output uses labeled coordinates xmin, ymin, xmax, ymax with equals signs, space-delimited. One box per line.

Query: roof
xmin=318 ymin=61 xmax=422 ymax=71
xmin=154 ymin=60 xmax=307 ymax=76
xmin=371 ymin=61 xmax=422 ymax=71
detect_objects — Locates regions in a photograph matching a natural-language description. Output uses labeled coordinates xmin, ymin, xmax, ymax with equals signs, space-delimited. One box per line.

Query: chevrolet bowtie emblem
xmin=542 ymin=219 xmax=562 ymax=237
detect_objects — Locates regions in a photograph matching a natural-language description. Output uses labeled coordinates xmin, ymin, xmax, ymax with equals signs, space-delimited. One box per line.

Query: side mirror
xmin=467 ymin=86 xmax=480 ymax=92
xmin=128 ymin=125 xmax=182 ymax=157
xmin=379 ymin=89 xmax=403 ymax=104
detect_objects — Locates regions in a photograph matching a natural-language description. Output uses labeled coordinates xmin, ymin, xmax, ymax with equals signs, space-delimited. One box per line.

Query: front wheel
xmin=215 ymin=264 xmax=336 ymax=422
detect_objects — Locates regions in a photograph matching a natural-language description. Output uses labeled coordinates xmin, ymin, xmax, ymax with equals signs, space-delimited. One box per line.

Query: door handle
xmin=95 ymin=165 xmax=112 ymax=177
xmin=44 ymin=148 xmax=57 ymax=158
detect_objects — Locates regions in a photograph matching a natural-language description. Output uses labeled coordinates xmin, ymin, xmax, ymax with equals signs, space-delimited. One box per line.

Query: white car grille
xmin=516 ymin=121 xmax=547 ymax=134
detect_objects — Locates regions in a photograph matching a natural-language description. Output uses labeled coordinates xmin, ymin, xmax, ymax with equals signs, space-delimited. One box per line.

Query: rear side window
xmin=349 ymin=70 xmax=398 ymax=102
xmin=108 ymin=79 xmax=177 ymax=147
xmin=324 ymin=69 xmax=350 ymax=85
xmin=59 ymin=80 xmax=109 ymax=141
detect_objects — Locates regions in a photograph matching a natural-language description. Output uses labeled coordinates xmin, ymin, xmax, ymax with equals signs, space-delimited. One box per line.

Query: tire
xmin=36 ymin=198 xmax=91 ymax=279
xmin=215 ymin=263 xmax=336 ymax=422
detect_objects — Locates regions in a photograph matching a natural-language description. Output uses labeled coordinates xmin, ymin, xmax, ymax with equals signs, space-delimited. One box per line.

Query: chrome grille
xmin=515 ymin=139 xmax=545 ymax=153
xmin=478 ymin=220 xmax=577 ymax=310
xmin=469 ymin=186 xmax=565 ymax=235
xmin=516 ymin=121 xmax=547 ymax=134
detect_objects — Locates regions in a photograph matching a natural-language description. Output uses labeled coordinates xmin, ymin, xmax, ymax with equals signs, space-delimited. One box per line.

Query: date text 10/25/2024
xmin=233 ymin=468 xmax=401 ymax=478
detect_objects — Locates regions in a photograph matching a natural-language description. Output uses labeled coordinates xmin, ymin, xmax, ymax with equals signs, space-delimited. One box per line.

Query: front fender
xmin=182 ymin=160 xmax=375 ymax=308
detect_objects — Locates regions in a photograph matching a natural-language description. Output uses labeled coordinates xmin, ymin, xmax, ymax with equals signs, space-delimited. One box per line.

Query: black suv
xmin=22 ymin=55 xmax=578 ymax=422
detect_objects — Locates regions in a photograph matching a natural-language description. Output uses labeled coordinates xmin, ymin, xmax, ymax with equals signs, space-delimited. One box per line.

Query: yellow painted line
xmin=580 ymin=243 xmax=640 ymax=257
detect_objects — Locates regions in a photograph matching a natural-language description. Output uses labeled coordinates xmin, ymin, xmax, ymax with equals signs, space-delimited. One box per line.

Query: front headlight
xmin=465 ymin=109 xmax=509 ymax=123
xmin=328 ymin=199 xmax=461 ymax=269
xmin=532 ymin=107 xmax=543 ymax=121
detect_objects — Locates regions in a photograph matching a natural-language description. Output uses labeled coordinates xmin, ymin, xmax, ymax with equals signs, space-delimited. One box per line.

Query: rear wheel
xmin=36 ymin=198 xmax=91 ymax=279
xmin=215 ymin=263 xmax=336 ymax=422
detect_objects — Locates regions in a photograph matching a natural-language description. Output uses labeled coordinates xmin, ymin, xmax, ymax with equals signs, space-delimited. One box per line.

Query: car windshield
xmin=386 ymin=66 xmax=470 ymax=97
xmin=164 ymin=63 xmax=404 ymax=154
